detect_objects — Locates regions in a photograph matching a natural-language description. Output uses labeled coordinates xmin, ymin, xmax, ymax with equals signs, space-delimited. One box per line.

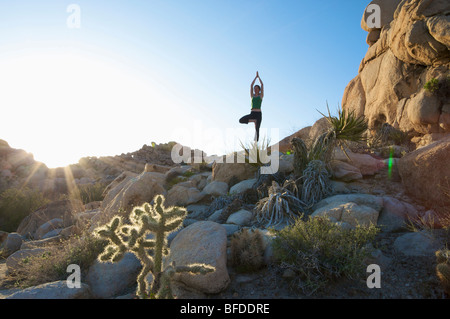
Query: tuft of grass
xmin=272 ymin=216 xmax=379 ymax=295
xmin=75 ymin=182 xmax=107 ymax=204
xmin=239 ymin=137 xmax=272 ymax=169
xmin=6 ymin=233 xmax=107 ymax=289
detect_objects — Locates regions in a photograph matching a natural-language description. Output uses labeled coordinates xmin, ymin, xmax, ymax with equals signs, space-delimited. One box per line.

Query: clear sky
xmin=0 ymin=0 xmax=369 ymax=168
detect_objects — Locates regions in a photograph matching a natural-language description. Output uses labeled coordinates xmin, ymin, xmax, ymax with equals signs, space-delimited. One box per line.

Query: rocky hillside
xmin=0 ymin=140 xmax=182 ymax=197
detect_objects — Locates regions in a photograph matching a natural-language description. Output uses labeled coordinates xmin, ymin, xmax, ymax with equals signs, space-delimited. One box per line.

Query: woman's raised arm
xmin=250 ymin=74 xmax=258 ymax=97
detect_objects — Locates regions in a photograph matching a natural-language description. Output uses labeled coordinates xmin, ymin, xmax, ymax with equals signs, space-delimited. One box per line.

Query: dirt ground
xmin=214 ymin=232 xmax=447 ymax=300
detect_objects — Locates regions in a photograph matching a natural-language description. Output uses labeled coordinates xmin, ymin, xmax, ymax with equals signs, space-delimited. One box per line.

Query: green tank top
xmin=252 ymin=96 xmax=262 ymax=110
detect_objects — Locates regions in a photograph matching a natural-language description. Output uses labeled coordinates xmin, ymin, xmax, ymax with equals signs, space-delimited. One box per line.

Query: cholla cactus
xmin=94 ymin=194 xmax=215 ymax=299
xmin=436 ymin=249 xmax=450 ymax=295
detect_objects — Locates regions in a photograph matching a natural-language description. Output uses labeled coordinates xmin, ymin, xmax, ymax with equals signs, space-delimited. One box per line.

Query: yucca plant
xmin=300 ymin=160 xmax=332 ymax=207
xmin=239 ymin=136 xmax=272 ymax=169
xmin=255 ymin=181 xmax=306 ymax=227
xmin=292 ymin=104 xmax=368 ymax=178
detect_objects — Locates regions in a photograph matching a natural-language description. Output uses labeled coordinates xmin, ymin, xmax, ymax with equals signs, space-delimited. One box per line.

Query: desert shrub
xmin=272 ymin=216 xmax=378 ymax=295
xmin=7 ymin=233 xmax=107 ymax=288
xmin=0 ymin=187 xmax=50 ymax=232
xmin=300 ymin=160 xmax=332 ymax=207
xmin=424 ymin=78 xmax=439 ymax=93
xmin=166 ymin=176 xmax=188 ymax=190
xmin=255 ymin=181 xmax=306 ymax=227
xmin=368 ymin=123 xmax=409 ymax=148
xmin=436 ymin=250 xmax=450 ymax=295
xmin=230 ymin=228 xmax=266 ymax=273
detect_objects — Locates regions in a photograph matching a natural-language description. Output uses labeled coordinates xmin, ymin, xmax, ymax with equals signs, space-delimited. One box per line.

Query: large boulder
xmin=212 ymin=163 xmax=257 ymax=186
xmin=202 ymin=181 xmax=229 ymax=197
xmin=35 ymin=218 xmax=64 ymax=240
xmin=6 ymin=248 xmax=48 ymax=274
xmin=86 ymin=252 xmax=141 ymax=299
xmin=273 ymin=126 xmax=312 ymax=153
xmin=5 ymin=281 xmax=91 ymax=299
xmin=16 ymin=199 xmax=84 ymax=239
xmin=2 ymin=233 xmax=23 ymax=257
xmin=333 ymin=148 xmax=385 ymax=176
xmin=398 ymin=135 xmax=450 ymax=206
xmin=229 ymin=179 xmax=257 ymax=195
xmin=311 ymin=194 xmax=384 ymax=228
xmin=166 ymin=185 xmax=205 ymax=207
xmin=394 ymin=230 xmax=445 ymax=256
xmin=378 ymin=196 xmax=419 ymax=232
xmin=311 ymin=202 xmax=380 ymax=228
xmin=101 ymin=172 xmax=166 ymax=220
xmin=330 ymin=160 xmax=363 ymax=182
xmin=167 ymin=221 xmax=230 ymax=294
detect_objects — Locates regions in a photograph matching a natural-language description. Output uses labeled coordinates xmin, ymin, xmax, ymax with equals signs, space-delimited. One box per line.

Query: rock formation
xmin=343 ymin=0 xmax=450 ymax=136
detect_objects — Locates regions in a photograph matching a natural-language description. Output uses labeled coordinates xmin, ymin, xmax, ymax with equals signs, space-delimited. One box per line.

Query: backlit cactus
xmin=94 ymin=194 xmax=214 ymax=299
xmin=436 ymin=249 xmax=450 ymax=295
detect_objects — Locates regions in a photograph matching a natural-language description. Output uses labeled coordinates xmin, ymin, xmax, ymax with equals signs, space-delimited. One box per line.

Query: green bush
xmin=0 ymin=188 xmax=50 ymax=232
xmin=272 ymin=216 xmax=378 ymax=295
xmin=424 ymin=78 xmax=439 ymax=93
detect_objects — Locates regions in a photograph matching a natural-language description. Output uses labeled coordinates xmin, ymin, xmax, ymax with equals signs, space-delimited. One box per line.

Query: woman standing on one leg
xmin=239 ymin=72 xmax=264 ymax=142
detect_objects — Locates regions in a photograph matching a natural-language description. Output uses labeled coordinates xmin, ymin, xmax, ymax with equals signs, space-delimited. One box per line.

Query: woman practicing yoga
xmin=239 ymin=72 xmax=264 ymax=142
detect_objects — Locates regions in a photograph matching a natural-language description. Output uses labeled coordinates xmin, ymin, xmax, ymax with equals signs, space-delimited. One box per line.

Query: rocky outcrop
xmin=343 ymin=0 xmax=450 ymax=136
xmin=16 ymin=199 xmax=84 ymax=239
xmin=398 ymin=134 xmax=450 ymax=206
xmin=101 ymin=172 xmax=167 ymax=220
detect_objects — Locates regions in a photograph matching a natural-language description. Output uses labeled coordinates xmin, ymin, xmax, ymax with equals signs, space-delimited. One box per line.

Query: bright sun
xmin=0 ymin=51 xmax=169 ymax=168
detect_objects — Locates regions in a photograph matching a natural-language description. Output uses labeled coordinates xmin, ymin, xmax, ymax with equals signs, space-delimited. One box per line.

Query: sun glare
xmin=0 ymin=51 xmax=172 ymax=168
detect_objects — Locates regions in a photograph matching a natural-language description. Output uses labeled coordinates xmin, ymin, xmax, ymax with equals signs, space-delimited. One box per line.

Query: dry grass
xmin=5 ymin=232 xmax=106 ymax=289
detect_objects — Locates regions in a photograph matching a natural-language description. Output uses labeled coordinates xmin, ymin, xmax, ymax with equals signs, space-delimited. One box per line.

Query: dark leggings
xmin=239 ymin=111 xmax=262 ymax=142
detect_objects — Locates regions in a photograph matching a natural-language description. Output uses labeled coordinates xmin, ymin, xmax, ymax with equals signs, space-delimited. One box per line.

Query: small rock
xmin=229 ymin=179 xmax=257 ymax=195
xmin=5 ymin=281 xmax=91 ymax=299
xmin=226 ymin=210 xmax=253 ymax=226
xmin=86 ymin=252 xmax=142 ymax=299
xmin=222 ymin=224 xmax=240 ymax=237
xmin=202 ymin=181 xmax=229 ymax=197
xmin=3 ymin=233 xmax=23 ymax=257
